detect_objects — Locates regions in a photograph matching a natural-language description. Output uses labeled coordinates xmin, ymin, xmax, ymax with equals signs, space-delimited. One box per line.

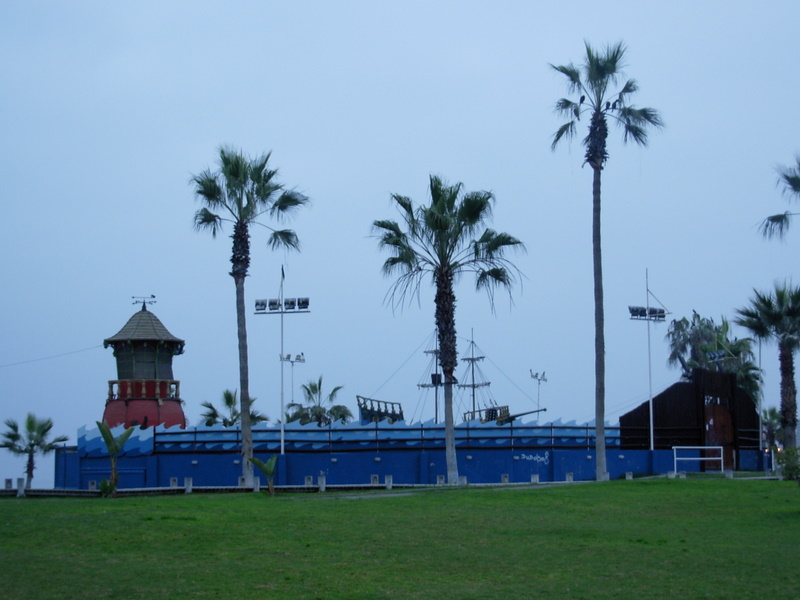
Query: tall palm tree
xmin=735 ymin=284 xmax=800 ymax=448
xmin=550 ymin=42 xmax=663 ymax=480
xmin=373 ymin=175 xmax=524 ymax=484
xmin=287 ymin=376 xmax=351 ymax=427
xmin=1 ymin=414 xmax=68 ymax=489
xmin=191 ymin=146 xmax=308 ymax=486
xmin=760 ymin=156 xmax=800 ymax=238
xmin=200 ymin=389 xmax=268 ymax=427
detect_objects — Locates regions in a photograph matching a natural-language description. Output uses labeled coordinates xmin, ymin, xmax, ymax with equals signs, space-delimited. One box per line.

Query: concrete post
xmin=184 ymin=477 xmax=193 ymax=494
xmin=170 ymin=477 xmax=178 ymax=488
xmin=88 ymin=480 xmax=97 ymax=491
xmin=318 ymin=474 xmax=326 ymax=493
xmin=5 ymin=478 xmax=12 ymax=490
xmin=501 ymin=474 xmax=510 ymax=484
xmin=724 ymin=469 xmax=734 ymax=479
xmin=565 ymin=472 xmax=574 ymax=483
xmin=370 ymin=474 xmax=379 ymax=485
xmin=253 ymin=478 xmax=260 ymax=493
xmin=385 ymin=474 xmax=393 ymax=490
xmin=16 ymin=478 xmax=25 ymax=497
xmin=458 ymin=475 xmax=467 ymax=486
xmin=530 ymin=474 xmax=540 ymax=484
xmin=625 ymin=472 xmax=633 ymax=480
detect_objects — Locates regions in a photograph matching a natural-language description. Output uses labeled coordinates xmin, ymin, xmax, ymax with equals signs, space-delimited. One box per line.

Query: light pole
xmin=281 ymin=353 xmax=306 ymax=407
xmin=627 ymin=269 xmax=668 ymax=452
xmin=255 ymin=268 xmax=310 ymax=455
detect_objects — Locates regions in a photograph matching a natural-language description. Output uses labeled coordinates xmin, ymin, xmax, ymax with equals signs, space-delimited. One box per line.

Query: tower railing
xmin=107 ymin=380 xmax=181 ymax=401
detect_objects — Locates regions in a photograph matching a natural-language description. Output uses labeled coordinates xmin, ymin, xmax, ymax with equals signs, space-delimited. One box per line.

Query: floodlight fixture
xmin=297 ymin=297 xmax=309 ymax=310
xmin=268 ymin=299 xmax=281 ymax=311
xmin=255 ymin=299 xmax=268 ymax=312
xmin=284 ymin=298 xmax=296 ymax=310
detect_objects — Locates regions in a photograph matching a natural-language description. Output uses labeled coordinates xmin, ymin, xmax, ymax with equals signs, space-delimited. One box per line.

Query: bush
xmin=99 ymin=478 xmax=116 ymax=498
xmin=775 ymin=447 xmax=800 ymax=481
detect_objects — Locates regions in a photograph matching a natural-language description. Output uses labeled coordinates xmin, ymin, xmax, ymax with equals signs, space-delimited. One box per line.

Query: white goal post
xmin=672 ymin=446 xmax=724 ymax=473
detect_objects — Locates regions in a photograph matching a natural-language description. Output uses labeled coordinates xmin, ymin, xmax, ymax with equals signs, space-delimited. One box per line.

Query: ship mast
xmin=458 ymin=329 xmax=490 ymax=414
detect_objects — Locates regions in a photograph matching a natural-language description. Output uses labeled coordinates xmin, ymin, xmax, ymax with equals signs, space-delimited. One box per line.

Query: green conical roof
xmin=104 ymin=305 xmax=185 ymax=350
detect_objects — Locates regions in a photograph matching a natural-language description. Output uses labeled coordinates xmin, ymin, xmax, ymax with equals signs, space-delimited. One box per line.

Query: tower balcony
xmin=107 ymin=380 xmax=180 ymax=402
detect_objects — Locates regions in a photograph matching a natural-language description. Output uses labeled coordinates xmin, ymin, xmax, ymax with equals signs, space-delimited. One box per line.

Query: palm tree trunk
xmin=235 ymin=274 xmax=254 ymax=487
xmin=443 ymin=379 xmax=458 ymax=484
xmin=778 ymin=341 xmax=797 ymax=448
xmin=110 ymin=455 xmax=119 ymax=497
xmin=25 ymin=449 xmax=34 ymax=489
xmin=435 ymin=270 xmax=460 ymax=484
xmin=592 ymin=167 xmax=607 ymax=480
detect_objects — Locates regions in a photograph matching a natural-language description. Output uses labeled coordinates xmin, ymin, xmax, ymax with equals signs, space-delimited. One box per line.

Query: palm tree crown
xmin=735 ymin=284 xmax=800 ymax=447
xmin=1 ymin=414 xmax=68 ymax=489
xmin=200 ymin=389 xmax=268 ymax=428
xmin=550 ymin=41 xmax=663 ymax=169
xmin=666 ymin=311 xmax=762 ymax=401
xmin=191 ymin=146 xmax=308 ymax=487
xmin=374 ymin=174 xmax=524 ymax=483
xmin=288 ymin=376 xmax=351 ymax=427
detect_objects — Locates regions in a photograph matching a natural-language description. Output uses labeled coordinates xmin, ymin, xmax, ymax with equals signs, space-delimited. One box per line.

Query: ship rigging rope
xmin=368 ymin=331 xmax=436 ymax=399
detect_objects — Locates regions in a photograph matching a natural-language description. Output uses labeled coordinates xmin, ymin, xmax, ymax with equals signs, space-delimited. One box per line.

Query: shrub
xmin=775 ymin=447 xmax=800 ymax=481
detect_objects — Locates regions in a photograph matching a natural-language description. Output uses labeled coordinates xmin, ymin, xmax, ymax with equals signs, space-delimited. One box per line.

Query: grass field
xmin=1 ymin=478 xmax=798 ymax=599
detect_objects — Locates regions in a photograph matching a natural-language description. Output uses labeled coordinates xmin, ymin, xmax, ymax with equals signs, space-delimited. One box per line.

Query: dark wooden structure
xmin=620 ymin=369 xmax=759 ymax=468
xmin=102 ymin=304 xmax=187 ymax=429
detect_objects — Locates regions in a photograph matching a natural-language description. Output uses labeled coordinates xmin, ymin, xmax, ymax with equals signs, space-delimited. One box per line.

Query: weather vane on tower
xmin=131 ymin=295 xmax=156 ymax=309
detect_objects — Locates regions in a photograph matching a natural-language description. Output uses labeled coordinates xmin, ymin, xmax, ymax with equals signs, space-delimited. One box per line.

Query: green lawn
xmin=1 ymin=479 xmax=798 ymax=599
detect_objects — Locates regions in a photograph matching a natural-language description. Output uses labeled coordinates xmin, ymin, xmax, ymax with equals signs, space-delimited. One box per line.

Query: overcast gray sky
xmin=2 ymin=1 xmax=799 ymax=486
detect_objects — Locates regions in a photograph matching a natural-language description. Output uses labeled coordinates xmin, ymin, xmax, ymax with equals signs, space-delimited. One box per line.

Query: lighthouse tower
xmin=102 ymin=303 xmax=187 ymax=429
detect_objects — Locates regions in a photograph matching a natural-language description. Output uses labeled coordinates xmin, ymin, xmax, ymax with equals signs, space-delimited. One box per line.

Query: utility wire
xmin=0 ymin=345 xmax=103 ymax=369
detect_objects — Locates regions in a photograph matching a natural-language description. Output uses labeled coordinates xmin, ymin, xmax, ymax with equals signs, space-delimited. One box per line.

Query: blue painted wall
xmin=54 ymin=421 xmax=766 ymax=489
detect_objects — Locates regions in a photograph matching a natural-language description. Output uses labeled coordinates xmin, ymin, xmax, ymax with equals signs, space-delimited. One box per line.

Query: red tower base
xmin=102 ymin=398 xmax=186 ymax=429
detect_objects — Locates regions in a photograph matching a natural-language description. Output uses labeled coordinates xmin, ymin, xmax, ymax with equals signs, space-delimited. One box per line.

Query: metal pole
xmin=280 ymin=277 xmax=285 ymax=455
xmin=646 ymin=269 xmax=654 ymax=452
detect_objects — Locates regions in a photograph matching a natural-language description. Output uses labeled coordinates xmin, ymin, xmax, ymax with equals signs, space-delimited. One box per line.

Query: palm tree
xmin=373 ymin=175 xmax=524 ymax=484
xmin=288 ymin=376 xmax=351 ymax=427
xmin=96 ymin=420 xmax=135 ymax=497
xmin=550 ymin=42 xmax=663 ymax=480
xmin=1 ymin=414 xmax=68 ymax=489
xmin=200 ymin=389 xmax=268 ymax=427
xmin=760 ymin=156 xmax=800 ymax=238
xmin=191 ymin=146 xmax=308 ymax=486
xmin=666 ymin=311 xmax=762 ymax=401
xmin=762 ymin=406 xmax=782 ymax=448
xmin=735 ymin=284 xmax=800 ymax=448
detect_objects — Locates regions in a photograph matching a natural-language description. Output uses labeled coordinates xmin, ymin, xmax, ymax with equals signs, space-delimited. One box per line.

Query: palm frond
xmin=193 ymin=207 xmax=224 ymax=236
xmin=549 ymin=63 xmax=582 ymax=91
xmin=760 ymin=212 xmax=795 ymax=239
xmin=777 ymin=157 xmax=800 ymax=197
xmin=268 ymin=190 xmax=310 ymax=220
xmin=551 ymin=121 xmax=577 ymax=150
xmin=267 ymin=229 xmax=300 ymax=250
